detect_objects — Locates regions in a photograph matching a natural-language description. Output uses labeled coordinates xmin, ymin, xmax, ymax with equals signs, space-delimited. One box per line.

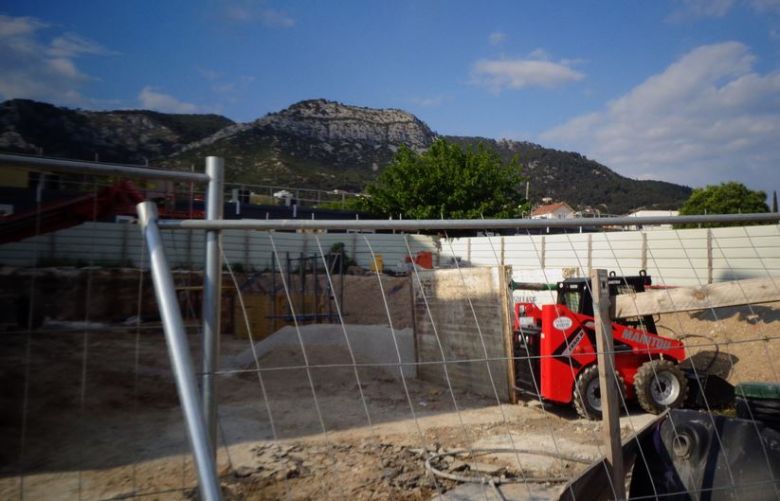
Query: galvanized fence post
xmin=202 ymin=156 xmax=224 ymax=455
xmin=137 ymin=201 xmax=221 ymax=501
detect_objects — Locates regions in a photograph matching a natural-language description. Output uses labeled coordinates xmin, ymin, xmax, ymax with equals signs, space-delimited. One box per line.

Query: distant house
xmin=531 ymin=202 xmax=576 ymax=220
xmin=626 ymin=209 xmax=679 ymax=230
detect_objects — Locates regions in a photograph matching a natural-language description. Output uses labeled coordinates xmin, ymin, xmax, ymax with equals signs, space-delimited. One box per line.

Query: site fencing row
xmin=3 ymin=222 xmax=779 ymax=287
xmin=0 ymin=222 xmax=438 ymax=270
xmin=5 ymin=154 xmax=780 ymax=501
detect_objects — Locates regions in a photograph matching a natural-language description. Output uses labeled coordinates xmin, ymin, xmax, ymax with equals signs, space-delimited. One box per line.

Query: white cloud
xmin=0 ymin=15 xmax=112 ymax=105
xmin=669 ymin=0 xmax=780 ymax=20
xmin=212 ymin=82 xmax=236 ymax=94
xmin=409 ymin=95 xmax=446 ymax=108
xmin=197 ymin=67 xmax=221 ymax=81
xmin=259 ymin=8 xmax=295 ymax=27
xmin=488 ymin=31 xmax=507 ymax=46
xmin=669 ymin=0 xmax=735 ymax=19
xmin=471 ymin=57 xmax=585 ymax=92
xmin=203 ymin=73 xmax=255 ymax=99
xmin=223 ymin=1 xmax=295 ymax=27
xmin=47 ymin=57 xmax=86 ymax=80
xmin=48 ymin=32 xmax=114 ymax=57
xmin=540 ymin=42 xmax=780 ymax=190
xmin=528 ymin=48 xmax=550 ymax=60
xmin=0 ymin=15 xmax=45 ymax=37
xmin=749 ymin=0 xmax=780 ymax=12
xmin=138 ymin=87 xmax=200 ymax=113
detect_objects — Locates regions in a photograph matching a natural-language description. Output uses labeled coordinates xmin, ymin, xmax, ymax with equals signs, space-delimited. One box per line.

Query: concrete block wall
xmin=413 ymin=266 xmax=514 ymax=402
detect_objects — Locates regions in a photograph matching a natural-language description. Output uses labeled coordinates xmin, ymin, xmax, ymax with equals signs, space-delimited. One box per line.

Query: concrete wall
xmin=413 ymin=266 xmax=514 ymax=402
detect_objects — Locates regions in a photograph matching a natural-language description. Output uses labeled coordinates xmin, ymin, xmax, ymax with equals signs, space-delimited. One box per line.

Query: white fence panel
xmin=2 ymin=222 xmax=779 ymax=289
xmin=0 ymin=223 xmax=440 ymax=272
xmin=439 ymin=224 xmax=780 ymax=288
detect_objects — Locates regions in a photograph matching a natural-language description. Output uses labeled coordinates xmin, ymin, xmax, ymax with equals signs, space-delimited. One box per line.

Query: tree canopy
xmin=361 ymin=139 xmax=527 ymax=219
xmin=677 ymin=181 xmax=768 ymax=227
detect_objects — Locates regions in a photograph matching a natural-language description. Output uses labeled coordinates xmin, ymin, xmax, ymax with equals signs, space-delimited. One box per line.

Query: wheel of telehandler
xmin=573 ymin=365 xmax=626 ymax=420
xmin=633 ymin=359 xmax=688 ymax=414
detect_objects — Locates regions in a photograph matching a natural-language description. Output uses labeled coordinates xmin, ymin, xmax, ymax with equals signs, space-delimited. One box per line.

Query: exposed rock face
xmin=259 ymin=99 xmax=435 ymax=147
xmin=171 ymin=99 xmax=437 ymax=190
xmin=181 ymin=99 xmax=434 ymax=153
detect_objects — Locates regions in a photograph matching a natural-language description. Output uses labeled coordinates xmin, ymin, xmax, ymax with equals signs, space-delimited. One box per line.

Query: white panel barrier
xmin=2 ymin=222 xmax=778 ymax=289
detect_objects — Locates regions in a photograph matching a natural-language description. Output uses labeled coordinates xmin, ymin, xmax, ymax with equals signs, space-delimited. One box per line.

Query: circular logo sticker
xmin=552 ymin=316 xmax=573 ymax=331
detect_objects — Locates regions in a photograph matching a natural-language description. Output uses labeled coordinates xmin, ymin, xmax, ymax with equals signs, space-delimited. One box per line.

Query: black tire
xmin=573 ymin=365 xmax=626 ymax=420
xmin=634 ymin=359 xmax=688 ymax=415
xmin=736 ymin=397 xmax=780 ymax=430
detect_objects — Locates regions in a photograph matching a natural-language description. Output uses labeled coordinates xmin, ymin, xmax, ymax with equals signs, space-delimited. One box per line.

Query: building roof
xmin=531 ymin=202 xmax=574 ymax=217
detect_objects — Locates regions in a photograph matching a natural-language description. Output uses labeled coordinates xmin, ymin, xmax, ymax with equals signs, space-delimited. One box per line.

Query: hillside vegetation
xmin=0 ymin=98 xmax=691 ymax=213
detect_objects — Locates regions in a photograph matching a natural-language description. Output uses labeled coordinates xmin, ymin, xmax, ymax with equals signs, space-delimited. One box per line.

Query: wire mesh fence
xmin=2 ymin=156 xmax=780 ymax=500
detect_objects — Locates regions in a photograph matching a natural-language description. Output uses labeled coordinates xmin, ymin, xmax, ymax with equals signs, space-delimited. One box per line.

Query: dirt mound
xmin=236 ymin=272 xmax=413 ymax=328
xmin=222 ymin=323 xmax=416 ymax=379
xmin=657 ymin=301 xmax=780 ymax=384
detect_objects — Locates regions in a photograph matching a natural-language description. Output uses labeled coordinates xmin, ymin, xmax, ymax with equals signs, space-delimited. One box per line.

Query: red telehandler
xmin=512 ymin=272 xmax=731 ymax=419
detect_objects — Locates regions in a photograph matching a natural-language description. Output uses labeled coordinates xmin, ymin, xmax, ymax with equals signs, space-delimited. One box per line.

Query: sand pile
xmin=657 ymin=301 xmax=780 ymax=384
xmin=222 ymin=323 xmax=416 ymax=379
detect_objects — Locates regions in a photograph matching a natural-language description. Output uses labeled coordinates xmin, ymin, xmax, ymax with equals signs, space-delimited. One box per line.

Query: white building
xmin=530 ymin=202 xmax=576 ymax=220
xmin=626 ymin=209 xmax=679 ymax=230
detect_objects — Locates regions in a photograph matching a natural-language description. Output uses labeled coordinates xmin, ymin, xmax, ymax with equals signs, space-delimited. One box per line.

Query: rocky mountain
xmin=0 ymin=99 xmax=233 ymax=163
xmin=165 ymin=99 xmax=436 ymax=190
xmin=0 ymin=98 xmax=691 ymax=213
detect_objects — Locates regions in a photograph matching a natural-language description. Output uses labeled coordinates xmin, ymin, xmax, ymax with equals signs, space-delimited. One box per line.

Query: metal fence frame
xmin=0 ymin=153 xmax=222 ymax=501
xmin=5 ymin=152 xmax=780 ymax=500
xmin=147 ymin=208 xmax=780 ymax=498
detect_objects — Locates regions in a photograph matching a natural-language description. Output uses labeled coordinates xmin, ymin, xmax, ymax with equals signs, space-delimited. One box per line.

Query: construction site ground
xmin=2 ymin=269 xmax=780 ymax=500
xmin=0 ymin=326 xmax=658 ymax=501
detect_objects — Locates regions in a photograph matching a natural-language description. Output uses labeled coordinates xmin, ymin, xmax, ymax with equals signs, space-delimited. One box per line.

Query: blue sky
xmin=2 ymin=0 xmax=780 ymax=193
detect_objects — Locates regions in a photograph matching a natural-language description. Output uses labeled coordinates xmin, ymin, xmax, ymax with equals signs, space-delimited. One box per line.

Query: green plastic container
xmin=735 ymin=381 xmax=780 ymax=400
xmin=735 ymin=382 xmax=780 ymax=430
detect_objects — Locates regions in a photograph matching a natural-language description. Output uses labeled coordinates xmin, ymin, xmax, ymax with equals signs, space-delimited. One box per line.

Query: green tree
xmin=362 ymin=139 xmax=528 ymax=219
xmin=677 ymin=181 xmax=769 ymax=227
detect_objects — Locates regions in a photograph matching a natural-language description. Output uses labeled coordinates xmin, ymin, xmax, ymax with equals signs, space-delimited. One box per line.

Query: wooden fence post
xmin=120 ymin=222 xmax=129 ymax=265
xmin=47 ymin=232 xmax=57 ymax=262
xmin=707 ymin=229 xmax=713 ymax=284
xmin=244 ymin=231 xmax=251 ymax=271
xmin=587 ymin=234 xmax=593 ymax=274
xmin=351 ymin=233 xmax=357 ymax=266
xmin=186 ymin=229 xmax=193 ymax=268
xmin=591 ymin=268 xmax=626 ymax=500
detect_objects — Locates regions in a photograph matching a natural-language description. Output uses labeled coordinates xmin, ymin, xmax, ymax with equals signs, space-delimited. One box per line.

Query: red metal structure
xmin=0 ymin=180 xmax=202 ymax=245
